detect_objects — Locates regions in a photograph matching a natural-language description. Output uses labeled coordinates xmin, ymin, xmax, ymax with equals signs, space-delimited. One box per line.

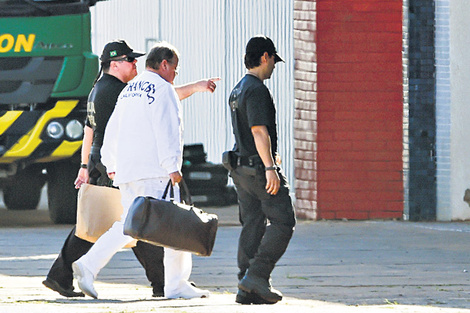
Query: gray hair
xmin=145 ymin=41 xmax=180 ymax=70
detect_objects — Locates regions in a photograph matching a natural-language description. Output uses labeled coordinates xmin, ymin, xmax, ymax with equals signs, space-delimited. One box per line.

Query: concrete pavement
xmin=0 ymin=201 xmax=470 ymax=312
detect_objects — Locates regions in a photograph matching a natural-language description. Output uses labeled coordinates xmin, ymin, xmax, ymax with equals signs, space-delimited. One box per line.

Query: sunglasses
xmin=113 ymin=56 xmax=136 ymax=63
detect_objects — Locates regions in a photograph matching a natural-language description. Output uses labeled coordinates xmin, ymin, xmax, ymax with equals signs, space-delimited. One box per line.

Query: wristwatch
xmin=265 ymin=165 xmax=277 ymax=171
xmin=80 ymin=163 xmax=87 ymax=169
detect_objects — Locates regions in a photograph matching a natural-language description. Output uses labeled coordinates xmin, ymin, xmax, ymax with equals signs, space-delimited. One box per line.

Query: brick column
xmin=294 ymin=0 xmax=404 ymax=220
xmin=294 ymin=0 xmax=318 ymax=219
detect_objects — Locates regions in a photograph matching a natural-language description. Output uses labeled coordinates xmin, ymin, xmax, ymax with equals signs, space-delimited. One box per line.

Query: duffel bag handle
xmin=162 ymin=178 xmax=193 ymax=205
xmin=179 ymin=178 xmax=193 ymax=205
xmin=162 ymin=180 xmax=174 ymax=200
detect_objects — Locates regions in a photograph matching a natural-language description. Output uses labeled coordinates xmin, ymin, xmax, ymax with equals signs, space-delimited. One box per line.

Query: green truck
xmin=0 ymin=0 xmax=103 ymax=223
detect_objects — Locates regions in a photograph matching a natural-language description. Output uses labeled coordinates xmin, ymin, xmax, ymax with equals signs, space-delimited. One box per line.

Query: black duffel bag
xmin=123 ymin=179 xmax=218 ymax=257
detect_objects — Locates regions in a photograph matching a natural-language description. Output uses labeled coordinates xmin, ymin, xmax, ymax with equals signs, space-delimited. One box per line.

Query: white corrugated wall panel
xmin=90 ymin=0 xmax=294 ymax=187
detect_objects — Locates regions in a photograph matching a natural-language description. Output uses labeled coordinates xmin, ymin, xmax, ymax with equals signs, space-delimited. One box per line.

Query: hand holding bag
xmin=123 ymin=179 xmax=218 ymax=256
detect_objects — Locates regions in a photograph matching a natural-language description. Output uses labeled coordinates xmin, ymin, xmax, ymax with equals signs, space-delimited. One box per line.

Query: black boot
xmin=238 ymin=274 xmax=282 ymax=303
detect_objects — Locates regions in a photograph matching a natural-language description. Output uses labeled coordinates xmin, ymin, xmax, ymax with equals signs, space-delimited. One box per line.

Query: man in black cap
xmin=43 ymin=39 xmax=219 ymax=298
xmin=227 ymin=35 xmax=296 ymax=305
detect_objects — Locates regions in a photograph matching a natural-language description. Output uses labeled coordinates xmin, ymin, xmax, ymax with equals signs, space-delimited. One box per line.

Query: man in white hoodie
xmin=72 ymin=41 xmax=210 ymax=300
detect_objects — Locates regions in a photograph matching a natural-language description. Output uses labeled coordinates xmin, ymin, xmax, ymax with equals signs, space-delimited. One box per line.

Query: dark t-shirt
xmin=85 ymin=74 xmax=126 ymax=147
xmin=229 ymin=74 xmax=278 ymax=157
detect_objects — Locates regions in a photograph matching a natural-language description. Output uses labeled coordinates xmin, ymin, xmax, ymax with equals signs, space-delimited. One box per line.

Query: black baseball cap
xmin=100 ymin=40 xmax=145 ymax=62
xmin=245 ymin=35 xmax=284 ymax=63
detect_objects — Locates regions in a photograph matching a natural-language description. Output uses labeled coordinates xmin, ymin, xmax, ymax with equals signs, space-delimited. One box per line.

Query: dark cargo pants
xmin=230 ymin=166 xmax=296 ymax=281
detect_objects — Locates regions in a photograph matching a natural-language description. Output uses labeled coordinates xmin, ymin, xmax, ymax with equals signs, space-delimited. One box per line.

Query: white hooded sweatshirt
xmin=101 ymin=70 xmax=183 ymax=185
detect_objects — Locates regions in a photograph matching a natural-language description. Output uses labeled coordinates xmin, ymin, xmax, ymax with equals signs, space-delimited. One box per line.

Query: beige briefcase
xmin=75 ymin=183 xmax=137 ymax=248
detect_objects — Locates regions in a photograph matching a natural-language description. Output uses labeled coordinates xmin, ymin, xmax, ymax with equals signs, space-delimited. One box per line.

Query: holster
xmin=222 ymin=151 xmax=237 ymax=171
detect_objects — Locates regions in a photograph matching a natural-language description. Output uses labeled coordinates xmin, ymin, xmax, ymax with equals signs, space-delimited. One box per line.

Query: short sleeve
xmin=246 ymin=85 xmax=272 ymax=128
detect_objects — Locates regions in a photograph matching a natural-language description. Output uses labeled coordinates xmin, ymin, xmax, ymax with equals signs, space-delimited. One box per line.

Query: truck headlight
xmin=65 ymin=120 xmax=83 ymax=140
xmin=46 ymin=121 xmax=64 ymax=139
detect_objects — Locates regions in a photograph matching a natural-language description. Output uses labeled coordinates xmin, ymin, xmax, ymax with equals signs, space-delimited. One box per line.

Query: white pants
xmin=77 ymin=178 xmax=192 ymax=296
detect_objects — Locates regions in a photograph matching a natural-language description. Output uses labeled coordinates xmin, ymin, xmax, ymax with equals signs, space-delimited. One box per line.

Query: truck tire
xmin=3 ymin=165 xmax=46 ymax=211
xmin=47 ymin=161 xmax=79 ymax=224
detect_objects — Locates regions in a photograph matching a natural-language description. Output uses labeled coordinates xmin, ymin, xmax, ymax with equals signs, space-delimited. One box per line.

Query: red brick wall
xmin=294 ymin=0 xmax=404 ymax=220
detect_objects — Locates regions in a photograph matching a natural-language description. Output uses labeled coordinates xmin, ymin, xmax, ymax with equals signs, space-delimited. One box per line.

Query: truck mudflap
xmin=0 ymin=99 xmax=83 ymax=164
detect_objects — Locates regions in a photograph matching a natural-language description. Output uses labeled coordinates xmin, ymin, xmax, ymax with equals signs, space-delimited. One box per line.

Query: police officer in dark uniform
xmin=226 ymin=35 xmax=296 ymax=305
xmin=44 ymin=40 xmax=165 ymax=298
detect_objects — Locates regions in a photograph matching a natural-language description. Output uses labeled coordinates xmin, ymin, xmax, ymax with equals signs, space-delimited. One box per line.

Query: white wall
xmin=90 ymin=0 xmax=295 ymax=186
xmin=435 ymin=0 xmax=452 ymax=220
xmin=447 ymin=1 xmax=470 ymax=220
xmin=436 ymin=0 xmax=470 ymax=220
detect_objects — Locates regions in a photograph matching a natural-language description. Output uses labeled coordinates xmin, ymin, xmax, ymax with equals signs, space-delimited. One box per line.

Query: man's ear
xmin=160 ymin=59 xmax=169 ymax=71
xmin=161 ymin=59 xmax=167 ymax=70
xmin=261 ymin=52 xmax=269 ymax=63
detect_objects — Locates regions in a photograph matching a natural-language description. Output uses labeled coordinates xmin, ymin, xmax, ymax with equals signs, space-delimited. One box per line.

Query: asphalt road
xmin=2 ymin=187 xmax=470 ymax=312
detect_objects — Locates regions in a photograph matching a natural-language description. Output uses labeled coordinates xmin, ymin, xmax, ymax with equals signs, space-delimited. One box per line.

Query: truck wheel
xmin=47 ymin=161 xmax=79 ymax=224
xmin=3 ymin=165 xmax=45 ymax=211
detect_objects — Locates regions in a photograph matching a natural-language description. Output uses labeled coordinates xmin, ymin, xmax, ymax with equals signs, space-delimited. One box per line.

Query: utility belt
xmin=222 ymin=151 xmax=262 ymax=176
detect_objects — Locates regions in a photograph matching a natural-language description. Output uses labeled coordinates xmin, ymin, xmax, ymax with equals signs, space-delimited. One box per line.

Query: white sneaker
xmin=166 ymin=281 xmax=210 ymax=299
xmin=72 ymin=261 xmax=98 ymax=299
